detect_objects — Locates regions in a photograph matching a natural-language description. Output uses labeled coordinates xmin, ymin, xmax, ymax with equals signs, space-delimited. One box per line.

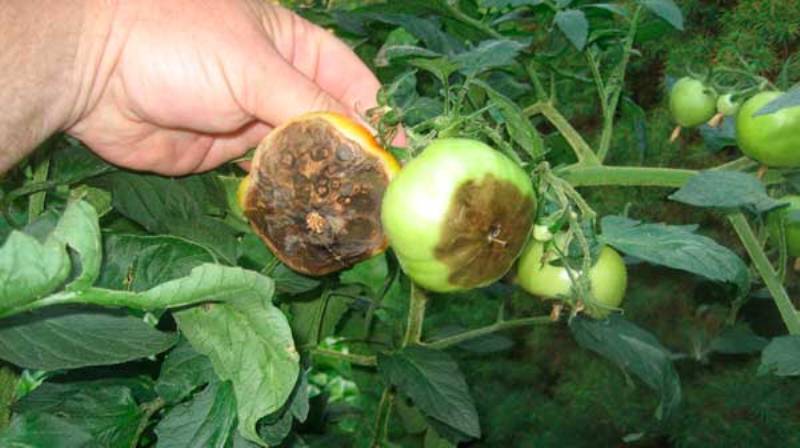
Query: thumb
xmin=243 ymin=53 xmax=347 ymax=126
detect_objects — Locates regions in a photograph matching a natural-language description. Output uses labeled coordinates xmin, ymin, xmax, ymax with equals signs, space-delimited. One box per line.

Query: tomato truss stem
xmin=525 ymin=101 xmax=601 ymax=165
xmin=728 ymin=212 xmax=800 ymax=335
xmin=424 ymin=315 xmax=555 ymax=350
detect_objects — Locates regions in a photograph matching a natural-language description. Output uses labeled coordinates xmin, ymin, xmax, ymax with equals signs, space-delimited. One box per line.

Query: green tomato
xmin=516 ymin=238 xmax=627 ymax=318
xmin=669 ymin=77 xmax=718 ymax=127
xmin=736 ymin=91 xmax=800 ymax=167
xmin=381 ymin=138 xmax=535 ymax=293
xmin=767 ymin=195 xmax=800 ymax=257
xmin=716 ymin=93 xmax=740 ymax=116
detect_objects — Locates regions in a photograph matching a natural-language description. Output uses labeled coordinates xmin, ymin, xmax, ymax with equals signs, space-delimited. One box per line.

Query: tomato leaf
xmin=554 ymin=9 xmax=589 ymax=51
xmin=97 ymin=234 xmax=216 ymax=292
xmin=0 ymin=231 xmax=69 ymax=312
xmin=639 ymin=0 xmax=684 ymax=31
xmin=479 ymin=0 xmax=544 ymax=7
xmin=473 ymin=79 xmax=545 ymax=160
xmin=154 ymin=381 xmax=238 ymax=448
xmin=98 ymin=172 xmax=238 ymax=264
xmin=377 ymin=346 xmax=481 ymax=439
xmin=376 ymin=27 xmax=441 ymax=67
xmin=754 ymin=86 xmax=800 ymax=116
xmin=155 ymin=339 xmax=217 ymax=404
xmin=271 ymin=264 xmax=321 ymax=295
xmin=0 ymin=413 xmax=94 ymax=448
xmin=49 ymin=135 xmax=116 ymax=185
xmin=174 ymin=292 xmax=300 ymax=447
xmin=668 ymin=171 xmax=782 ymax=214
xmin=600 ymin=216 xmax=750 ymax=293
xmin=710 ymin=324 xmax=768 ymax=355
xmin=758 ymin=336 xmax=800 ymax=376
xmin=256 ymin=372 xmax=310 ymax=446
xmin=0 ymin=305 xmax=177 ymax=370
xmin=349 ymin=13 xmax=464 ymax=54
xmin=698 ymin=117 xmax=737 ymax=152
xmin=11 ymin=381 xmax=146 ymax=447
xmin=289 ymin=289 xmax=352 ymax=347
xmin=340 ymin=254 xmax=389 ymax=295
xmin=585 ymin=3 xmax=630 ymax=18
xmin=569 ymin=314 xmax=682 ymax=420
xmin=409 ymin=58 xmax=459 ymax=85
xmin=0 ymin=199 xmax=102 ymax=313
xmin=52 ymin=200 xmax=102 ymax=291
xmin=452 ymin=39 xmax=528 ymax=76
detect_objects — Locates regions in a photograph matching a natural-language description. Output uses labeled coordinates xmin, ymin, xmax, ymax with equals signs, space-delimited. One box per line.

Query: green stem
xmin=27 ymin=156 xmax=50 ymax=223
xmin=558 ymin=165 xmax=697 ymax=188
xmin=712 ymin=156 xmax=759 ymax=172
xmin=0 ymin=290 xmax=78 ymax=319
xmin=443 ymin=2 xmax=503 ymax=39
xmin=403 ymin=284 xmax=428 ymax=347
xmin=525 ymin=61 xmax=548 ymax=101
xmin=310 ymin=348 xmax=376 ymax=367
xmin=728 ymin=212 xmax=800 ymax=335
xmin=525 ymin=102 xmax=601 ymax=165
xmin=597 ymin=6 xmax=642 ymax=162
xmin=131 ymin=397 xmax=166 ymax=448
xmin=424 ymin=316 xmax=554 ymax=350
xmin=369 ymin=284 xmax=428 ymax=446
xmin=586 ymin=50 xmax=608 ymax=115
xmin=0 ymin=364 xmax=18 ymax=429
xmin=371 ymin=388 xmax=395 ymax=448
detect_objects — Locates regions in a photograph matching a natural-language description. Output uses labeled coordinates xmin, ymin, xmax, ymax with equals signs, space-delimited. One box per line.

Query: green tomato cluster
xmin=735 ymin=91 xmax=800 ymax=167
xmin=515 ymin=237 xmax=627 ymax=319
xmin=380 ymin=138 xmax=628 ymax=319
xmin=669 ymin=77 xmax=718 ymax=128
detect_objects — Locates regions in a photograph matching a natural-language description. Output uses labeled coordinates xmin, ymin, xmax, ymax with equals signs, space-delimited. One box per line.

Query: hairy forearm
xmin=0 ymin=0 xmax=113 ymax=173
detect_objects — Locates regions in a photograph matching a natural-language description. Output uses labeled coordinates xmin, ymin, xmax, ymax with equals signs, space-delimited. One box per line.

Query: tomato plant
xmin=2 ymin=2 xmax=800 ymax=447
xmin=736 ymin=91 xmax=800 ymax=167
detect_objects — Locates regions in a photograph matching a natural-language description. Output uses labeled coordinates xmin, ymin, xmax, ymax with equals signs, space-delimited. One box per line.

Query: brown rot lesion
xmin=243 ymin=117 xmax=392 ymax=276
xmin=433 ymin=175 xmax=535 ymax=289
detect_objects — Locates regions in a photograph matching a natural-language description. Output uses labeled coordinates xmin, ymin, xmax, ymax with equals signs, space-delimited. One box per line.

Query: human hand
xmin=68 ymin=0 xmax=384 ymax=175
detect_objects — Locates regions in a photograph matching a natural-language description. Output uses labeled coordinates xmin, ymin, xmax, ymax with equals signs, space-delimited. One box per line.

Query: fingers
xmin=261 ymin=6 xmax=381 ymax=116
xmin=244 ymin=50 xmax=349 ymax=126
xmin=196 ymin=121 xmax=272 ymax=172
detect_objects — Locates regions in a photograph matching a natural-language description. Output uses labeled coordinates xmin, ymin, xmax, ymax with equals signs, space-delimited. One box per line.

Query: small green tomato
xmin=669 ymin=77 xmax=718 ymax=127
xmin=516 ymin=237 xmax=627 ymax=318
